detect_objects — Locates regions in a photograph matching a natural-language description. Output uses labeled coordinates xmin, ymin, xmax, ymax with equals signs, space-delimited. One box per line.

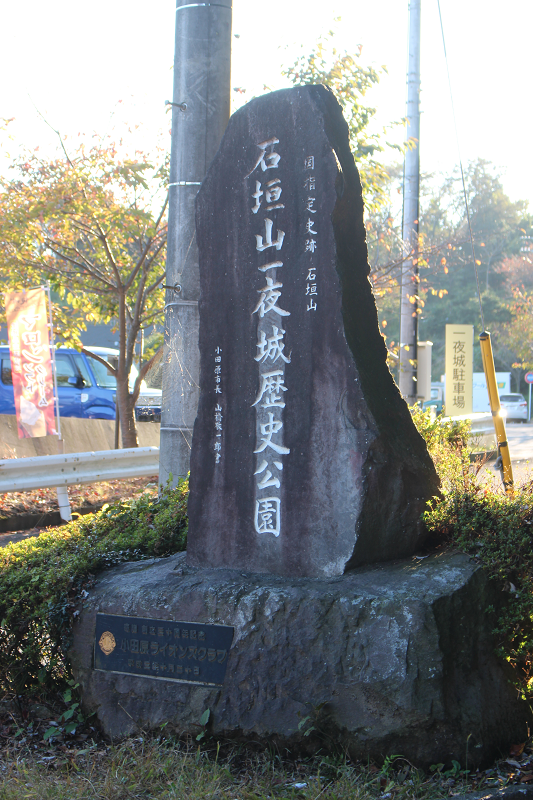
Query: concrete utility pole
xmin=159 ymin=0 xmax=232 ymax=486
xmin=399 ymin=0 xmax=421 ymax=405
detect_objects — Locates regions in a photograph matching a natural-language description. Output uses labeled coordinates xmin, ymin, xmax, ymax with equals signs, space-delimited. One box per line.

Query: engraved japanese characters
xmin=249 ymin=137 xmax=290 ymax=536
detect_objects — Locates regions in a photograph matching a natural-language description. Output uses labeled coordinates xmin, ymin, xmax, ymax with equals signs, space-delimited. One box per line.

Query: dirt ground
xmin=0 ymin=476 xmax=159 ymax=518
xmin=0 ymin=476 xmax=160 ymax=546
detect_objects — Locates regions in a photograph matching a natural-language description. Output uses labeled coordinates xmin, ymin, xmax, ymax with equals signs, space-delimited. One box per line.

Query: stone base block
xmin=70 ymin=551 xmax=531 ymax=766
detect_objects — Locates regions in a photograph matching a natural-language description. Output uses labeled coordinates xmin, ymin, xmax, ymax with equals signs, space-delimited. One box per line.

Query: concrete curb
xmin=0 ymin=504 xmax=102 ymax=534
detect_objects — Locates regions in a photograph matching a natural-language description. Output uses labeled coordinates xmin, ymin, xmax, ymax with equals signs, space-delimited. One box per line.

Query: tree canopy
xmin=0 ymin=138 xmax=169 ymax=446
xmin=283 ymin=28 xmax=404 ymax=213
xmin=282 ymin=31 xmax=533 ymax=389
xmin=357 ymin=159 xmax=531 ymax=382
xmin=417 ymin=160 xmax=531 ymax=378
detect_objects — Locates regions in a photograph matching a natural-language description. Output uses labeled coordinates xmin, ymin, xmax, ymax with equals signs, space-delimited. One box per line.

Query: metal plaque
xmin=94 ymin=613 xmax=234 ymax=686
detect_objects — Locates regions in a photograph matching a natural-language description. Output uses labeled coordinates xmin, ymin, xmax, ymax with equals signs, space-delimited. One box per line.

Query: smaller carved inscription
xmin=94 ymin=614 xmax=234 ymax=686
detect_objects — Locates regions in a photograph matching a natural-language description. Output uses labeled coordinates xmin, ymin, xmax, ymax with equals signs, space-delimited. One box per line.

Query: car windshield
xmin=499 ymin=394 xmax=524 ymax=403
xmin=87 ymin=355 xmax=117 ymax=388
xmin=85 ymin=352 xmax=140 ymax=391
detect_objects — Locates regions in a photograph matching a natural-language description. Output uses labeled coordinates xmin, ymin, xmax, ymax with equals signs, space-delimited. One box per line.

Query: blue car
xmin=0 ymin=346 xmax=161 ymax=421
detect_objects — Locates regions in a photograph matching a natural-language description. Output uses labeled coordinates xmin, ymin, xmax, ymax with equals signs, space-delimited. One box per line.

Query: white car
xmin=84 ymin=346 xmax=162 ymax=423
xmin=499 ymin=393 xmax=528 ymax=422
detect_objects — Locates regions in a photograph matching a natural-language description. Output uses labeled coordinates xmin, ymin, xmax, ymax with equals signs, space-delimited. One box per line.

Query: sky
xmin=1 ymin=0 xmax=532 ymax=209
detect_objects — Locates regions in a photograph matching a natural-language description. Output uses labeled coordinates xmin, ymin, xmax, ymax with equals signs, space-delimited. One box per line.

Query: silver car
xmin=499 ymin=393 xmax=528 ymax=422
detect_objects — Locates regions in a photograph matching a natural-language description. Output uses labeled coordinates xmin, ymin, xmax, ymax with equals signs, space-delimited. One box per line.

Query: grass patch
xmin=0 ymin=731 xmax=501 ymax=800
xmin=0 ymin=478 xmax=188 ymax=697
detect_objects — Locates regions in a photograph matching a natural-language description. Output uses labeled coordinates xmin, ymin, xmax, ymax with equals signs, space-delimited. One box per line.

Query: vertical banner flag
xmin=445 ymin=324 xmax=474 ymax=416
xmin=5 ymin=288 xmax=57 ymax=438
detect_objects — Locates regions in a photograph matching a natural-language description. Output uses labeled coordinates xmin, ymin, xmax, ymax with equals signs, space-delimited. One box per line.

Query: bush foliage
xmin=3 ymin=412 xmax=533 ymax=703
xmin=0 ymin=479 xmax=188 ymax=696
xmin=410 ymin=406 xmax=471 ymax=492
xmin=413 ymin=407 xmax=533 ymax=696
xmin=427 ymin=484 xmax=533 ymax=690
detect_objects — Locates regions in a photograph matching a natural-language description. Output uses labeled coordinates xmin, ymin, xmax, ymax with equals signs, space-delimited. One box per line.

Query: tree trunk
xmin=116 ymin=376 xmax=139 ymax=448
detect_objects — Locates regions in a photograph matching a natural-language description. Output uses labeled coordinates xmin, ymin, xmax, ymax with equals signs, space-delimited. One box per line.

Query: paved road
xmin=505 ymin=421 xmax=533 ymax=462
xmin=482 ymin=420 xmax=533 ymax=486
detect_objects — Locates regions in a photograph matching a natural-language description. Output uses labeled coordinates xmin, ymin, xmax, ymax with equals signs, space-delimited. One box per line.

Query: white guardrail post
xmin=0 ymin=447 xmax=160 ymax=494
xmin=56 ymin=485 xmax=72 ymax=522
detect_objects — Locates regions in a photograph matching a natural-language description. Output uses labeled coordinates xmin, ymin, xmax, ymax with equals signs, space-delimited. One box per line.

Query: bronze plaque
xmin=94 ymin=613 xmax=234 ymax=686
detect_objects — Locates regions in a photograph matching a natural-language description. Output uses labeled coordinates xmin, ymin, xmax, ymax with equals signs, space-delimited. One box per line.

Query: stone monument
xmin=70 ymin=87 xmax=531 ymax=764
xmin=187 ymin=85 xmax=439 ymax=577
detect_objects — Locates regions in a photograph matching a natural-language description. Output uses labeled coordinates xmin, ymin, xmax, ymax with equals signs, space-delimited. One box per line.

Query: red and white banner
xmin=4 ymin=288 xmax=57 ymax=439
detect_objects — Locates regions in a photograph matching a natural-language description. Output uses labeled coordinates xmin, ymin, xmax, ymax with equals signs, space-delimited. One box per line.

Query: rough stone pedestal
xmin=70 ymin=551 xmax=530 ymax=766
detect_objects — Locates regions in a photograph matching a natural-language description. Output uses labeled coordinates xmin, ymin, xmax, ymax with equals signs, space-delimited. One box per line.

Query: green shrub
xmin=410 ymin=406 xmax=472 ymax=491
xmin=0 ymin=478 xmax=188 ymax=696
xmin=4 ymin=410 xmax=533 ymax=703
xmin=424 ymin=476 xmax=533 ymax=693
xmin=412 ymin=407 xmax=533 ymax=696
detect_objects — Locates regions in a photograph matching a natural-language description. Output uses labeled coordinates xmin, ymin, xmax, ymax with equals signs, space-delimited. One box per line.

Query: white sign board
xmin=445 ymin=325 xmax=474 ymax=415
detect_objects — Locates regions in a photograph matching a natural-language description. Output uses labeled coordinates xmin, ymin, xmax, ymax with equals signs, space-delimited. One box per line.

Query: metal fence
xmin=0 ymin=447 xmax=159 ymax=494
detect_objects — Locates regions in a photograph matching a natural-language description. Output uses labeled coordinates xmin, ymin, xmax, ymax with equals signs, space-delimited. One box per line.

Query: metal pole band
xmin=160 ymin=427 xmax=193 ymax=432
xmin=164 ymin=300 xmax=199 ymax=309
xmin=168 ymin=181 xmax=202 ymax=187
xmin=176 ymin=3 xmax=231 ymax=10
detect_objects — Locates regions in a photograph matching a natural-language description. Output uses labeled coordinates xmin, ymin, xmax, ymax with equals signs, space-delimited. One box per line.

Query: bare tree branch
xmin=131 ymin=345 xmax=163 ymax=402
xmin=124 ymin=195 xmax=168 ymax=290
xmin=81 ymin=347 xmax=117 ymax=376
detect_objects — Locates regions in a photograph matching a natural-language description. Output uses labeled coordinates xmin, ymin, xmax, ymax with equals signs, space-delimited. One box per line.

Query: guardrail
xmin=0 ymin=447 xmax=160 ymax=494
xmin=444 ymin=412 xmax=496 ymax=454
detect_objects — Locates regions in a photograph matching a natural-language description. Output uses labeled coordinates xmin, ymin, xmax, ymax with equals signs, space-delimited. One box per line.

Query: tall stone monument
xmin=187 ymin=85 xmax=439 ymax=577
xmin=70 ymin=88 xmax=532 ymax=762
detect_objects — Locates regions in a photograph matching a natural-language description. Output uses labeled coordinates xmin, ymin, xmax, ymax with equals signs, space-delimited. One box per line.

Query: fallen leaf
xmin=505 ymin=759 xmax=522 ymax=769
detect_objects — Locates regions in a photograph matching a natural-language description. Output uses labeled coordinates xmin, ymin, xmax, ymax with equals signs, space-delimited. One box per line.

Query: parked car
xmin=430 ymin=382 xmax=444 ymax=402
xmin=0 ymin=346 xmax=161 ymax=422
xmin=498 ymin=393 xmax=528 ymax=422
xmin=87 ymin=347 xmax=162 ymax=423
